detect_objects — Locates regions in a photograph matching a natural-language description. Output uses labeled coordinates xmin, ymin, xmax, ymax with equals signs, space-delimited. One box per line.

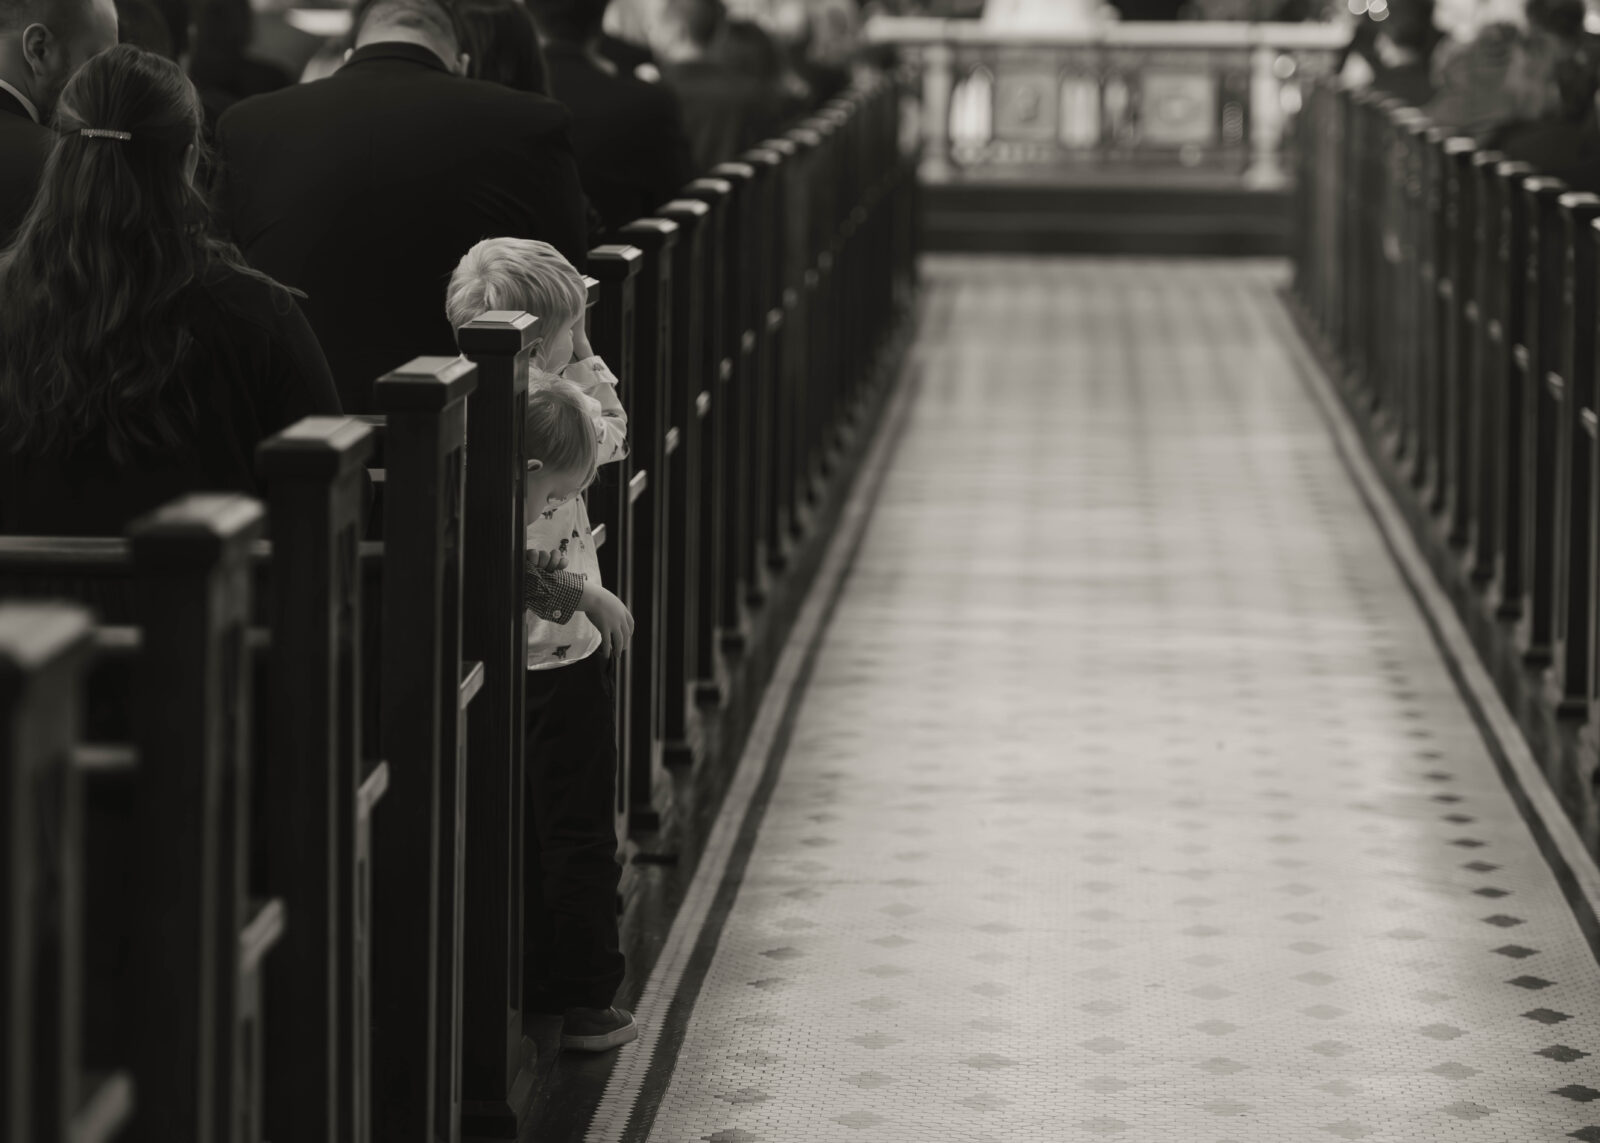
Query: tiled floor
xmin=610 ymin=258 xmax=1600 ymax=1142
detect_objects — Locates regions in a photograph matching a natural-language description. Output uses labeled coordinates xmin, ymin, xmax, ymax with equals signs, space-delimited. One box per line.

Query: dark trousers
xmin=523 ymin=650 xmax=626 ymax=1013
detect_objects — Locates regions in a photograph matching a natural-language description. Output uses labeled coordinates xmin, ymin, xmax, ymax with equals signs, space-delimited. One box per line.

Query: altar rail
xmin=1289 ymin=80 xmax=1600 ymax=857
xmin=1 ymin=73 xmax=918 ymax=1143
xmin=865 ymin=15 xmax=1345 ymax=185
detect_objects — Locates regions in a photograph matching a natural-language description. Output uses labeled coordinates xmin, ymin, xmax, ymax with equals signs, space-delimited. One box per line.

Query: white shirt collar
xmin=0 ymin=78 xmax=40 ymax=124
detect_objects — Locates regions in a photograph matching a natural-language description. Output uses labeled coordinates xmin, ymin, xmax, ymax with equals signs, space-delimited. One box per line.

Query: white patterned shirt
xmin=525 ymin=355 xmax=629 ymax=670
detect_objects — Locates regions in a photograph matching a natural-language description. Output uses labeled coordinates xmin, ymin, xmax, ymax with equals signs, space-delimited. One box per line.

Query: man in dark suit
xmin=528 ymin=0 xmax=694 ymax=237
xmin=0 ymin=0 xmax=119 ymax=241
xmin=213 ymin=0 xmax=589 ymax=410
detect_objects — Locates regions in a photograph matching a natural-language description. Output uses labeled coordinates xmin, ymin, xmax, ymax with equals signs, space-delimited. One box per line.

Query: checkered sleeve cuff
xmin=523 ymin=565 xmax=585 ymax=624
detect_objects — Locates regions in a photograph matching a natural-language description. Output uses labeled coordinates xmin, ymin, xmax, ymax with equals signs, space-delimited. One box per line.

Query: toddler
xmin=448 ymin=238 xmax=637 ymax=1052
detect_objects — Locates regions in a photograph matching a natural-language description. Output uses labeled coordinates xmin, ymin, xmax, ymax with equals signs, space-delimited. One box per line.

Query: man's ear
xmin=526 ymin=458 xmax=545 ymax=474
xmin=20 ymin=23 xmax=55 ymax=78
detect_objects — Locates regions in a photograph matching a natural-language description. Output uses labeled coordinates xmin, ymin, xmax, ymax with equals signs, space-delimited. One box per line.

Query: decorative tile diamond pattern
xmin=632 ymin=259 xmax=1600 ymax=1142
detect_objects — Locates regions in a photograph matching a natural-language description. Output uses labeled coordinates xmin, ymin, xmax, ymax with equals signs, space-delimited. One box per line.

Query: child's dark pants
xmin=522 ymin=649 xmax=626 ymax=1013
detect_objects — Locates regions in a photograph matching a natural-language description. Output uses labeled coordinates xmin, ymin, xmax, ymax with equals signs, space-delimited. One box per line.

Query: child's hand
xmin=571 ymin=310 xmax=594 ymax=362
xmin=579 ymin=582 xmax=634 ymax=658
xmin=529 ymin=548 xmax=568 ymax=572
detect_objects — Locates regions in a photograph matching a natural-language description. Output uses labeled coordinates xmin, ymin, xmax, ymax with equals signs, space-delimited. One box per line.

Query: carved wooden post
xmin=0 ymin=603 xmax=102 ymax=1143
xmin=255 ymin=417 xmax=375 ymax=1143
xmin=127 ymin=493 xmax=263 ymax=1143
xmin=371 ymin=356 xmax=477 ymax=1143
xmin=455 ymin=311 xmax=539 ymax=1139
xmin=1495 ymin=163 xmax=1536 ymax=618
xmin=654 ymin=197 xmax=711 ymax=768
xmin=615 ymin=220 xmax=679 ymax=833
xmin=1518 ymin=177 xmax=1572 ymax=668
xmin=679 ymin=178 xmax=734 ymax=708
xmin=1551 ymin=193 xmax=1600 ymax=715
xmin=1469 ymin=149 xmax=1507 ymax=584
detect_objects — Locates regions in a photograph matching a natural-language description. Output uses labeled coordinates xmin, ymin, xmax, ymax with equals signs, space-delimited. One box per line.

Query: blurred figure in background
xmin=458 ymin=0 xmax=550 ymax=93
xmin=656 ymin=0 xmax=786 ymax=170
xmin=0 ymin=0 xmax=119 ymax=241
xmin=1337 ymin=0 xmax=1443 ymax=105
xmin=189 ymin=0 xmax=291 ymax=133
xmin=1481 ymin=0 xmax=1600 ymax=187
xmin=718 ymin=17 xmax=810 ymax=121
xmin=527 ymin=0 xmax=692 ymax=233
xmin=114 ymin=0 xmax=174 ymax=57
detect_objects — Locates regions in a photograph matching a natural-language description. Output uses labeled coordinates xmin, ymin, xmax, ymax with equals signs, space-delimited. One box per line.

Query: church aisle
xmin=602 ymin=258 xmax=1600 ymax=1143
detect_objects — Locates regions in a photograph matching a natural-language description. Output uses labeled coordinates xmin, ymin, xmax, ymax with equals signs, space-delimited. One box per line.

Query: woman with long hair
xmin=0 ymin=43 xmax=342 ymax=535
xmin=456 ymin=0 xmax=550 ymax=94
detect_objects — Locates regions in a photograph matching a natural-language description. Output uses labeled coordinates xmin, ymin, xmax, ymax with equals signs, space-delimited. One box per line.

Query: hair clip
xmin=78 ymin=128 xmax=132 ymax=141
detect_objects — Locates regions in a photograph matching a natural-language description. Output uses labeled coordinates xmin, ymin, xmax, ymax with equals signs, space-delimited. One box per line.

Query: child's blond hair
xmin=446 ymin=238 xmax=588 ymax=370
xmin=526 ymin=377 xmax=599 ymax=487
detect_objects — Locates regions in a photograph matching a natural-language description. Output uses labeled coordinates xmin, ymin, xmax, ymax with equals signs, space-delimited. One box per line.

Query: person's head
xmin=446 ymin=237 xmax=589 ymax=372
xmin=523 ymin=377 xmax=599 ymax=519
xmin=112 ymin=0 xmax=172 ymax=58
xmin=715 ymin=17 xmax=782 ymax=76
xmin=0 ymin=44 xmax=279 ymax=461
xmin=349 ymin=0 xmax=465 ymax=73
xmin=525 ymin=0 xmax=609 ymax=47
xmin=457 ymin=0 xmax=547 ymax=91
xmin=0 ymin=0 xmax=118 ymax=118
xmin=657 ymin=0 xmax=724 ymax=58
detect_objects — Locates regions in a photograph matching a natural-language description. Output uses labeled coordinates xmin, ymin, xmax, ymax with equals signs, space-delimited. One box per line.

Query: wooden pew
xmin=1517 ymin=177 xmax=1573 ymax=668
xmin=1491 ymin=161 xmax=1537 ymax=619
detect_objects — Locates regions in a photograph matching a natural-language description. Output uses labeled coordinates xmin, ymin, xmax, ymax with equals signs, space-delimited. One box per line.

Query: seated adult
xmin=1338 ymin=0 xmax=1442 ymax=107
xmin=212 ymin=0 xmax=589 ymax=410
xmin=0 ymin=0 xmax=118 ymax=243
xmin=1482 ymin=13 xmax=1600 ymax=189
xmin=528 ymin=0 xmax=694 ymax=235
xmin=656 ymin=0 xmax=786 ymax=172
xmin=0 ymin=44 xmax=343 ymax=536
xmin=113 ymin=0 xmax=173 ymax=57
xmin=189 ymin=0 xmax=292 ymax=134
xmin=457 ymin=0 xmax=549 ymax=93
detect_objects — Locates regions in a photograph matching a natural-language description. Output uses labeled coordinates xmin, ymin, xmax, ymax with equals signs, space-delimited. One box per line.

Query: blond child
xmin=448 ymin=238 xmax=637 ymax=1052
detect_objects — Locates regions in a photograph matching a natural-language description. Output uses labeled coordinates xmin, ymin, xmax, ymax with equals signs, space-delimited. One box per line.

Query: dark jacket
xmin=213 ymin=41 xmax=589 ymax=411
xmin=0 ymin=87 xmax=50 ymax=246
xmin=544 ymin=41 xmax=695 ymax=235
xmin=1 ymin=263 xmax=343 ymax=536
xmin=659 ymin=60 xmax=788 ymax=174
xmin=1484 ymin=117 xmax=1600 ymax=192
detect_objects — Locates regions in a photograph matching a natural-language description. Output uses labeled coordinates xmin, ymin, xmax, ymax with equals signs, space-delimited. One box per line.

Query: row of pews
xmin=1290 ymin=80 xmax=1600 ymax=851
xmin=0 ymin=74 xmax=918 ymax=1143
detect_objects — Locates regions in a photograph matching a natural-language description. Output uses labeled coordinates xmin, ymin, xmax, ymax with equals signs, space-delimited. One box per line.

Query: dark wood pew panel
xmin=1494 ymin=160 xmax=1536 ymax=619
xmin=127 ymin=494 xmax=267 ymax=1143
xmin=369 ymin=356 xmax=478 ymax=1143
xmin=0 ymin=602 xmax=125 ymax=1143
xmin=455 ymin=311 xmax=540 ymax=1139
xmin=254 ymin=417 xmax=377 ymax=1143
xmin=614 ymin=219 xmax=679 ymax=834
xmin=1518 ymin=177 xmax=1571 ymax=668
xmin=1443 ymin=136 xmax=1479 ymax=547
xmin=1550 ymin=193 xmax=1600 ymax=715
xmin=705 ymin=160 xmax=760 ymax=663
xmin=654 ymin=197 xmax=712 ymax=770
xmin=679 ymin=176 xmax=735 ymax=709
xmin=1469 ymin=149 xmax=1508 ymax=585
xmin=587 ymin=245 xmax=644 ymax=850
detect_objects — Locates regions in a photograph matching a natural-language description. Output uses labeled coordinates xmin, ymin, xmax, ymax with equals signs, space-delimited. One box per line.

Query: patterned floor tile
xmin=632 ymin=258 xmax=1600 ymax=1143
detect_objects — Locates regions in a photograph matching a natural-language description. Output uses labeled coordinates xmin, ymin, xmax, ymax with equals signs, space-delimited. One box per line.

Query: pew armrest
xmin=71 ymin=1071 xmax=135 ymax=1143
xmin=629 ymin=471 xmax=648 ymax=503
xmin=1514 ymin=344 xmax=1531 ymax=374
xmin=459 ymin=660 xmax=485 ymax=709
xmin=696 ymin=391 xmax=712 ymax=418
xmin=1583 ymin=409 xmax=1598 ymax=440
xmin=73 ymin=743 xmax=138 ymax=775
xmin=1548 ymin=371 xmax=1566 ymax=401
xmin=240 ymin=898 xmax=287 ymax=976
xmin=591 ymin=523 xmax=606 ymax=550
xmin=358 ymin=761 xmax=391 ymax=820
xmin=665 ymin=427 xmax=680 ymax=455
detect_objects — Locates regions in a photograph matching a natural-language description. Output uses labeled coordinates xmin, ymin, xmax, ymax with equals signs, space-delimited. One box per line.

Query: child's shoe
xmin=561 ymin=1006 xmax=638 ymax=1052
